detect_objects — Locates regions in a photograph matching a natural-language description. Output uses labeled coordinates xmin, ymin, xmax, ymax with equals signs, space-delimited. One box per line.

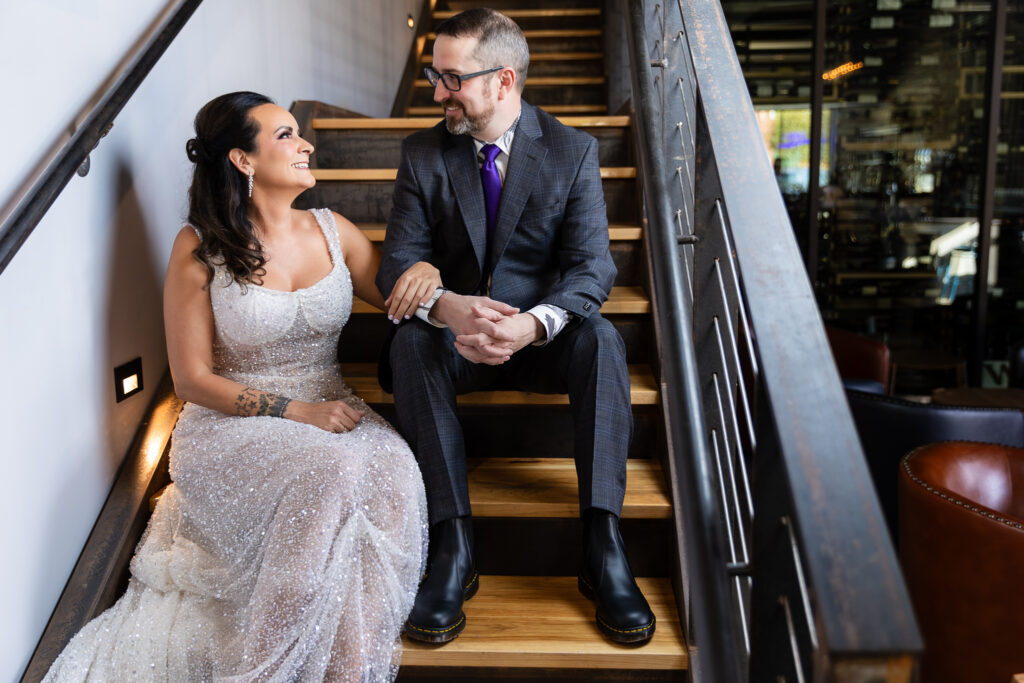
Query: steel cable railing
xmin=626 ymin=0 xmax=923 ymax=680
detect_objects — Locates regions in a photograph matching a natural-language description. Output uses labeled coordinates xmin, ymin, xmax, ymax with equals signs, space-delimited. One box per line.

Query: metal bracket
xmin=77 ymin=122 xmax=115 ymax=178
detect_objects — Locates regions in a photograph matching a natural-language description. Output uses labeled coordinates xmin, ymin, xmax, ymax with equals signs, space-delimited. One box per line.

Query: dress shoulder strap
xmin=310 ymin=208 xmax=343 ymax=263
xmin=187 ymin=224 xmax=201 ymax=240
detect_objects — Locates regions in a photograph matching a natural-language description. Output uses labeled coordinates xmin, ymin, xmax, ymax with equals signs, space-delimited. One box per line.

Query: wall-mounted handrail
xmin=625 ymin=0 xmax=923 ymax=679
xmin=0 ymin=0 xmax=203 ymax=277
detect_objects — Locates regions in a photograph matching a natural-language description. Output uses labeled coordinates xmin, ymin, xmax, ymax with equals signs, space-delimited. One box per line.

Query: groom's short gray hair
xmin=434 ymin=8 xmax=530 ymax=92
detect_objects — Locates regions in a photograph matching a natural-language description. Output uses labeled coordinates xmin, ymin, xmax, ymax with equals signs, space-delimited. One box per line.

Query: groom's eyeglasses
xmin=423 ymin=66 xmax=504 ymax=92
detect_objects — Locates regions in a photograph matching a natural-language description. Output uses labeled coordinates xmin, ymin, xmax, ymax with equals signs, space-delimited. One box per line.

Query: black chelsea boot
xmin=405 ymin=516 xmax=479 ymax=643
xmin=578 ymin=509 xmax=656 ymax=643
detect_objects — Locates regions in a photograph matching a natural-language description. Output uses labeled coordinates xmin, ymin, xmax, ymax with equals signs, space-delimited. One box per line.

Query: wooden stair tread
xmin=311 ymin=167 xmax=635 ymax=181
xmin=351 ymin=286 xmax=649 ymax=315
xmin=433 ymin=8 xmax=602 ymax=19
xmin=428 ymin=29 xmax=601 ymax=39
xmin=151 ymin=457 xmax=669 ymax=519
xmin=424 ymin=51 xmax=605 ymax=63
xmin=467 ymin=457 xmax=671 ymax=519
xmin=407 ymin=104 xmax=607 ymax=115
xmin=341 ymin=363 xmax=659 ymax=406
xmin=357 ymin=223 xmax=642 ymax=242
xmin=401 ymin=575 xmax=687 ymax=670
xmin=313 ymin=115 xmax=629 ymax=129
xmin=414 ymin=76 xmax=605 ymax=88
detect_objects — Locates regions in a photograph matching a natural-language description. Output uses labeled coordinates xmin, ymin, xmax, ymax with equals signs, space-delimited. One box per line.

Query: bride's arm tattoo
xmin=234 ymin=387 xmax=292 ymax=417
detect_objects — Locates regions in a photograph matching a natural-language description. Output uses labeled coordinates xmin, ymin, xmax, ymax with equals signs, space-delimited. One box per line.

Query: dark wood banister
xmin=624 ymin=2 xmax=745 ymax=681
xmin=0 ymin=0 xmax=203 ymax=277
xmin=625 ymin=0 xmax=923 ymax=679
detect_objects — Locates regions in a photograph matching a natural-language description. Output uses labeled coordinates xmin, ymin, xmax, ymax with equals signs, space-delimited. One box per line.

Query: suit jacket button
xmin=583 ymin=302 xmax=592 ymax=311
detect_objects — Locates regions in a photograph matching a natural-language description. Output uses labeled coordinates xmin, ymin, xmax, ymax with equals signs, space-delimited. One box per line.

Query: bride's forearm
xmin=232 ymin=386 xmax=292 ymax=418
xmin=173 ymin=371 xmax=299 ymax=419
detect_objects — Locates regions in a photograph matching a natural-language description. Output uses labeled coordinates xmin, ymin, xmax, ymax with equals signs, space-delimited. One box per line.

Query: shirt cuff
xmin=527 ymin=304 xmax=570 ymax=346
xmin=414 ymin=288 xmax=449 ymax=328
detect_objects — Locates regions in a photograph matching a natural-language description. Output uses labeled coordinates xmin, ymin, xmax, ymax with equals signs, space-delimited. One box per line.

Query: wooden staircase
xmin=293 ymin=2 xmax=687 ymax=679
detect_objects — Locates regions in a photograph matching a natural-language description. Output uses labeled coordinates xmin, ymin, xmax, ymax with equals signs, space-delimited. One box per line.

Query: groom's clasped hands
xmin=434 ymin=293 xmax=543 ymax=366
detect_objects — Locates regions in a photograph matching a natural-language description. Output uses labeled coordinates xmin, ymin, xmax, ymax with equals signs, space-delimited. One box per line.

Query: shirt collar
xmin=473 ymin=112 xmax=521 ymax=157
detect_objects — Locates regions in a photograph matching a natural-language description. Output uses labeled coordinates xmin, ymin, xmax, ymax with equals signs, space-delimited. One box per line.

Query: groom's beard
xmin=442 ymin=97 xmax=495 ymax=137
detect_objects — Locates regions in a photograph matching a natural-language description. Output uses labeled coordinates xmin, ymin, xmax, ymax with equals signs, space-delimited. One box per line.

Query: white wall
xmin=0 ymin=0 xmax=420 ymax=678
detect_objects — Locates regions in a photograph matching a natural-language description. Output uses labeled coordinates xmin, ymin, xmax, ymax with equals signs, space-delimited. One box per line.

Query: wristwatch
xmin=419 ymin=287 xmax=448 ymax=312
xmin=415 ymin=287 xmax=450 ymax=328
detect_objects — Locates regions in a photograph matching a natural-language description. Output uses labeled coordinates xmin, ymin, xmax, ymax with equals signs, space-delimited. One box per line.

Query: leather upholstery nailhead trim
xmin=902 ymin=451 xmax=1024 ymax=531
xmin=852 ymin=391 xmax=1023 ymax=415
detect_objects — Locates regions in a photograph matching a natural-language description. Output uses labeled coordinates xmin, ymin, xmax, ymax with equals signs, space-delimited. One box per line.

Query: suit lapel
xmin=492 ymin=103 xmax=547 ymax=266
xmin=443 ymin=133 xmax=488 ymax=274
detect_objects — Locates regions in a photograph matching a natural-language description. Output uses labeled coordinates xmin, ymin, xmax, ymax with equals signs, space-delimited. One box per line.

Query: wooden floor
xmin=401 ymin=576 xmax=687 ymax=671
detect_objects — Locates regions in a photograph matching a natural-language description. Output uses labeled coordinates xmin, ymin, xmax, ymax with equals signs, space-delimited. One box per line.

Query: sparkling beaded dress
xmin=45 ymin=209 xmax=428 ymax=682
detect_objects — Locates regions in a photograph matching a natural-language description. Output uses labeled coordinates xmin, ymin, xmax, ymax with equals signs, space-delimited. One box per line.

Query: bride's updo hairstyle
xmin=186 ymin=91 xmax=274 ymax=287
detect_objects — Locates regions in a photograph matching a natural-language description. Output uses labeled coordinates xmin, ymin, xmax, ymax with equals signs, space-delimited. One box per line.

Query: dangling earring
xmin=247 ymin=168 xmax=254 ymax=198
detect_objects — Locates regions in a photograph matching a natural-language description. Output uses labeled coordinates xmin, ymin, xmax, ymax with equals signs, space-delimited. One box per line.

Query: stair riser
xmin=471 ymin=518 xmax=674 ymax=577
xmin=310 ymin=127 xmax=631 ymax=168
xmin=367 ymin=405 xmax=660 ymax=461
xmin=513 ymin=59 xmax=606 ymax=78
xmin=434 ymin=17 xmax=603 ymax=32
xmin=398 ymin=668 xmax=685 ymax=683
xmin=337 ymin=315 xmax=651 ymax=364
xmin=442 ymin=0 xmax=601 ymax=11
xmin=411 ymin=83 xmax=605 ymax=107
xmin=426 ymin=36 xmax=603 ymax=54
xmin=296 ymin=178 xmax=638 ymax=223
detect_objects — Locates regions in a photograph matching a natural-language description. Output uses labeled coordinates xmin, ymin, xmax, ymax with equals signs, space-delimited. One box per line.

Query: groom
xmin=377 ymin=8 xmax=655 ymax=645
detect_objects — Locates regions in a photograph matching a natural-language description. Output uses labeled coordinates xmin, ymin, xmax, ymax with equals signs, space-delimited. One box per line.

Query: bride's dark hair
xmin=185 ymin=91 xmax=274 ymax=287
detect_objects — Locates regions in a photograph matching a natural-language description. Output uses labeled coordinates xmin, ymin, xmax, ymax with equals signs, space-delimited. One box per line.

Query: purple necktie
xmin=479 ymin=143 xmax=502 ymax=277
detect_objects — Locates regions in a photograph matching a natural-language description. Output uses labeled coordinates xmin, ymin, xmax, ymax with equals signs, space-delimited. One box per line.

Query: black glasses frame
xmin=423 ymin=65 xmax=504 ymax=92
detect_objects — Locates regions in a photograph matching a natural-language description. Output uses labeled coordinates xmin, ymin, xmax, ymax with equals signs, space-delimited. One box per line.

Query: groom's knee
xmin=568 ymin=316 xmax=626 ymax=361
xmin=390 ymin=321 xmax=449 ymax=373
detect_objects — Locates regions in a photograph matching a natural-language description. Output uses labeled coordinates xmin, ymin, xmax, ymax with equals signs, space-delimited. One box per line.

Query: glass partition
xmin=722 ymin=0 xmax=1021 ymax=394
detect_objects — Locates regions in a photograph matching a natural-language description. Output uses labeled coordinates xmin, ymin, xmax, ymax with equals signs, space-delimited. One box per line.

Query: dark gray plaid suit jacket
xmin=375 ymin=102 xmax=631 ymax=519
xmin=376 ymin=101 xmax=616 ymax=327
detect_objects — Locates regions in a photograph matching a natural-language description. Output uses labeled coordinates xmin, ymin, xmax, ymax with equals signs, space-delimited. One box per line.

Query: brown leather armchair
xmin=826 ymin=325 xmax=891 ymax=393
xmin=899 ymin=442 xmax=1024 ymax=683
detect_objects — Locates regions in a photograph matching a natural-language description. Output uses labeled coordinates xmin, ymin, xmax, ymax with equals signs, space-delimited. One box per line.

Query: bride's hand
xmin=288 ymin=400 xmax=366 ymax=433
xmin=384 ymin=261 xmax=442 ymax=323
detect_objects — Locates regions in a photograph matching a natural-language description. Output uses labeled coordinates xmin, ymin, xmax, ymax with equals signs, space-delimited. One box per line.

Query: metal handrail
xmin=0 ymin=0 xmax=203 ymax=276
xmin=625 ymin=0 xmax=923 ymax=679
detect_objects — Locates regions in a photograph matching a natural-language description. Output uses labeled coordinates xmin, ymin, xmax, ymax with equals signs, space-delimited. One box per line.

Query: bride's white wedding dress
xmin=45 ymin=209 xmax=427 ymax=682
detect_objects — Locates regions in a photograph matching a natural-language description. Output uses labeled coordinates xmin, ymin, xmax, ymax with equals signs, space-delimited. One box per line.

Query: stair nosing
xmin=341 ymin=363 xmax=659 ymax=406
xmin=414 ymin=76 xmax=605 ymax=88
xmin=355 ymin=223 xmax=642 ymax=242
xmin=432 ymin=8 xmax=602 ymax=19
xmin=312 ymin=115 xmax=629 ymax=129
xmin=407 ymin=104 xmax=607 ymax=115
xmin=423 ymin=51 xmax=605 ymax=63
xmin=427 ymin=29 xmax=602 ymax=39
xmin=467 ymin=457 xmax=671 ymax=519
xmin=400 ymin=575 xmax=687 ymax=670
xmin=311 ymin=167 xmax=636 ymax=181
xmin=351 ymin=286 xmax=649 ymax=316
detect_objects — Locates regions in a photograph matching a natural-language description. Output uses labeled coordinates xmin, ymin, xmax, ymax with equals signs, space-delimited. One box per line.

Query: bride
xmin=45 ymin=91 xmax=437 ymax=681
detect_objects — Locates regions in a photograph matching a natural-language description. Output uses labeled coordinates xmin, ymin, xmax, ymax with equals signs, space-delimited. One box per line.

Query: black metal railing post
xmin=626 ymin=1 xmax=747 ymax=680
